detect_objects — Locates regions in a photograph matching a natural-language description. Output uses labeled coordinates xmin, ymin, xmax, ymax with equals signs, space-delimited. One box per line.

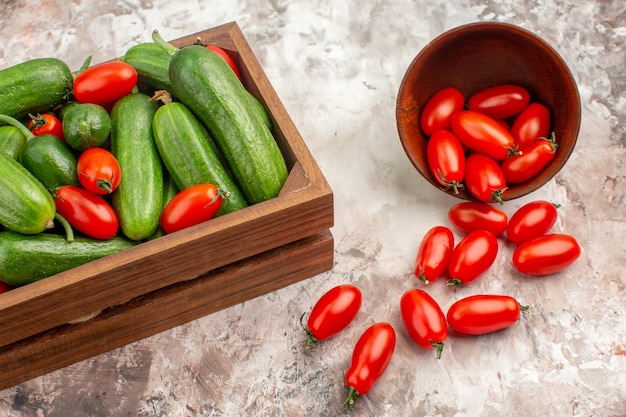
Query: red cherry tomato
xmin=77 ymin=147 xmax=122 ymax=194
xmin=160 ymin=184 xmax=223 ymax=234
xmin=510 ymin=102 xmax=551 ymax=150
xmin=512 ymin=233 xmax=581 ymax=275
xmin=448 ymin=202 xmax=508 ymax=236
xmin=467 ymin=84 xmax=530 ymax=120
xmin=464 ymin=153 xmax=508 ymax=203
xmin=414 ymin=225 xmax=454 ymax=284
xmin=500 ymin=134 xmax=558 ymax=184
xmin=446 ymin=294 xmax=528 ymax=335
xmin=426 ymin=130 xmax=466 ymax=194
xmin=73 ymin=62 xmax=138 ymax=105
xmin=507 ymin=200 xmax=559 ymax=245
xmin=447 ymin=229 xmax=498 ymax=287
xmin=0 ymin=281 xmax=10 ymax=294
xmin=54 ymin=185 xmax=119 ymax=240
xmin=28 ymin=113 xmax=65 ymax=142
xmin=451 ymin=110 xmax=517 ymax=160
xmin=420 ymin=87 xmax=465 ymax=136
xmin=344 ymin=322 xmax=396 ymax=410
xmin=205 ymin=45 xmax=241 ymax=81
xmin=301 ymin=284 xmax=362 ymax=350
xmin=400 ymin=289 xmax=448 ymax=359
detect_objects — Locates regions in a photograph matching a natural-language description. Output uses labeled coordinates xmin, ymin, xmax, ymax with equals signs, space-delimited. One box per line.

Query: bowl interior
xmin=396 ymin=22 xmax=581 ymax=201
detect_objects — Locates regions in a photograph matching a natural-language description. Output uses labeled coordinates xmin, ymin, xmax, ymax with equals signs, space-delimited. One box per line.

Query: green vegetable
xmin=152 ymin=31 xmax=288 ymax=204
xmin=123 ymin=42 xmax=173 ymax=92
xmin=0 ymin=125 xmax=27 ymax=159
xmin=153 ymin=102 xmax=248 ymax=215
xmin=20 ymin=135 xmax=79 ymax=189
xmin=0 ymin=58 xmax=72 ymax=122
xmin=110 ymin=93 xmax=163 ymax=241
xmin=0 ymin=231 xmax=138 ymax=287
xmin=62 ymin=103 xmax=111 ymax=151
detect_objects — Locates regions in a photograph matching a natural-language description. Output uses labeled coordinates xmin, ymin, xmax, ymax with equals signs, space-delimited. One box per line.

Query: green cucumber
xmin=153 ymin=102 xmax=248 ymax=215
xmin=62 ymin=103 xmax=111 ymax=151
xmin=110 ymin=93 xmax=163 ymax=241
xmin=0 ymin=58 xmax=73 ymax=122
xmin=148 ymin=174 xmax=179 ymax=240
xmin=0 ymin=231 xmax=138 ymax=287
xmin=20 ymin=134 xmax=80 ymax=189
xmin=123 ymin=42 xmax=173 ymax=92
xmin=152 ymin=32 xmax=288 ymax=204
xmin=0 ymin=125 xmax=27 ymax=159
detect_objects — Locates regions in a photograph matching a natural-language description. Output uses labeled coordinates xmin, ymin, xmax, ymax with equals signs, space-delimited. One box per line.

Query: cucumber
xmin=148 ymin=174 xmax=179 ymax=241
xmin=110 ymin=93 xmax=163 ymax=241
xmin=62 ymin=103 xmax=111 ymax=151
xmin=0 ymin=125 xmax=27 ymax=159
xmin=152 ymin=32 xmax=288 ymax=204
xmin=123 ymin=42 xmax=173 ymax=92
xmin=0 ymin=151 xmax=56 ymax=234
xmin=0 ymin=231 xmax=138 ymax=287
xmin=0 ymin=58 xmax=73 ymax=122
xmin=20 ymin=134 xmax=80 ymax=189
xmin=153 ymin=102 xmax=248 ymax=215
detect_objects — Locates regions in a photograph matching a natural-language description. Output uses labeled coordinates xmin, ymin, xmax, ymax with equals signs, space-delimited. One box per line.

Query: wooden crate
xmin=0 ymin=22 xmax=334 ymax=390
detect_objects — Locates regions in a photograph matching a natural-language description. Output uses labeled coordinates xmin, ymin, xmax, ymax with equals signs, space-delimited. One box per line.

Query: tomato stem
xmin=299 ymin=312 xmax=318 ymax=350
xmin=54 ymin=213 xmax=75 ymax=243
xmin=344 ymin=386 xmax=360 ymax=410
xmin=430 ymin=341 xmax=445 ymax=360
xmin=519 ymin=303 xmax=531 ymax=312
xmin=489 ymin=188 xmax=507 ymax=205
xmin=446 ymin=278 xmax=464 ymax=288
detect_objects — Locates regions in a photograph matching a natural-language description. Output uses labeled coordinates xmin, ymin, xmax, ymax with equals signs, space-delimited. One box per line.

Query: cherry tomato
xmin=500 ymin=133 xmax=558 ymax=184
xmin=420 ymin=87 xmax=465 ymax=136
xmin=446 ymin=294 xmax=528 ymax=335
xmin=0 ymin=281 xmax=10 ymax=294
xmin=300 ymin=284 xmax=362 ymax=350
xmin=467 ymin=84 xmax=530 ymax=120
xmin=73 ymin=62 xmax=138 ymax=105
xmin=205 ymin=45 xmax=241 ymax=81
xmin=507 ymin=200 xmax=559 ymax=245
xmin=54 ymin=185 xmax=119 ymax=240
xmin=447 ymin=229 xmax=498 ymax=287
xmin=414 ymin=225 xmax=454 ymax=284
xmin=464 ymin=153 xmax=508 ymax=203
xmin=426 ymin=130 xmax=466 ymax=193
xmin=448 ymin=202 xmax=508 ymax=236
xmin=400 ymin=289 xmax=447 ymax=359
xmin=512 ymin=233 xmax=581 ymax=275
xmin=344 ymin=322 xmax=396 ymax=410
xmin=160 ymin=184 xmax=223 ymax=234
xmin=510 ymin=102 xmax=551 ymax=150
xmin=451 ymin=110 xmax=517 ymax=160
xmin=77 ymin=147 xmax=122 ymax=194
xmin=28 ymin=113 xmax=65 ymax=142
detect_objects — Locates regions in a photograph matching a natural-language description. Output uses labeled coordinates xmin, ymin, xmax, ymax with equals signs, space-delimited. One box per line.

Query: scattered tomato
xmin=414 ymin=225 xmax=454 ymax=284
xmin=510 ymin=102 xmax=551 ymax=150
xmin=446 ymin=294 xmax=528 ymax=335
xmin=500 ymin=133 xmax=558 ymax=184
xmin=451 ymin=110 xmax=517 ymax=160
xmin=426 ymin=130 xmax=466 ymax=193
xmin=448 ymin=202 xmax=508 ymax=236
xmin=28 ymin=113 xmax=65 ymax=142
xmin=467 ymin=84 xmax=530 ymax=120
xmin=507 ymin=200 xmax=559 ymax=245
xmin=54 ymin=185 xmax=119 ymax=240
xmin=420 ymin=87 xmax=465 ymax=136
xmin=464 ymin=153 xmax=508 ymax=203
xmin=447 ymin=229 xmax=498 ymax=287
xmin=300 ymin=284 xmax=362 ymax=350
xmin=160 ymin=184 xmax=223 ymax=234
xmin=77 ymin=147 xmax=122 ymax=194
xmin=344 ymin=322 xmax=396 ymax=410
xmin=73 ymin=61 xmax=138 ymax=105
xmin=205 ymin=45 xmax=241 ymax=81
xmin=400 ymin=289 xmax=447 ymax=359
xmin=512 ymin=233 xmax=581 ymax=275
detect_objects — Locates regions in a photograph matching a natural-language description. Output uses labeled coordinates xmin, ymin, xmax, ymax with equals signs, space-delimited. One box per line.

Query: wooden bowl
xmin=396 ymin=22 xmax=581 ymax=201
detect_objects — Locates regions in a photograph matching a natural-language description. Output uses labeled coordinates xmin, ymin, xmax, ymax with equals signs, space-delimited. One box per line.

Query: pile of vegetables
xmin=0 ymin=30 xmax=288 ymax=289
